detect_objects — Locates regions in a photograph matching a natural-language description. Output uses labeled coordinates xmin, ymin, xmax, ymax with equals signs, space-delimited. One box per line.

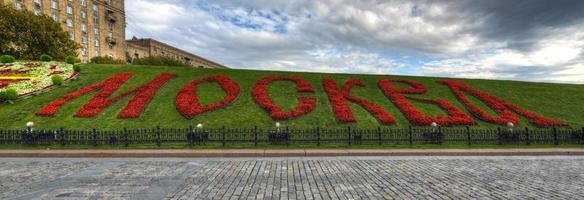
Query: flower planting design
xmin=438 ymin=80 xmax=567 ymax=127
xmin=252 ymin=76 xmax=317 ymax=120
xmin=176 ymin=75 xmax=241 ymax=119
xmin=33 ymin=71 xmax=568 ymax=127
xmin=378 ymin=80 xmax=476 ymax=126
xmin=37 ymin=73 xmax=176 ymax=118
xmin=0 ymin=62 xmax=76 ymax=96
xmin=323 ymin=79 xmax=396 ymax=124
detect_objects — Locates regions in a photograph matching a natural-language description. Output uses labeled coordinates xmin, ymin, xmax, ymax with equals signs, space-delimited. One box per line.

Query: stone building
xmin=1 ymin=0 xmax=126 ymax=61
xmin=126 ymin=37 xmax=228 ymax=69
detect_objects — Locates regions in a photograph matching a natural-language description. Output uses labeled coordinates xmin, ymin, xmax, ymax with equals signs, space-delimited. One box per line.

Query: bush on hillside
xmin=90 ymin=56 xmax=125 ymax=64
xmin=132 ymin=56 xmax=189 ymax=67
xmin=0 ymin=6 xmax=80 ymax=60
xmin=0 ymin=55 xmax=15 ymax=63
xmin=40 ymin=54 xmax=52 ymax=61
xmin=66 ymin=55 xmax=76 ymax=64
xmin=51 ymin=75 xmax=64 ymax=86
xmin=73 ymin=64 xmax=81 ymax=72
xmin=0 ymin=89 xmax=18 ymax=102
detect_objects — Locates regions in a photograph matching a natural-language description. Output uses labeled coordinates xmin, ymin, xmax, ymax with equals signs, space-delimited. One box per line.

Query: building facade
xmin=2 ymin=0 xmax=126 ymax=61
xmin=126 ymin=37 xmax=228 ymax=69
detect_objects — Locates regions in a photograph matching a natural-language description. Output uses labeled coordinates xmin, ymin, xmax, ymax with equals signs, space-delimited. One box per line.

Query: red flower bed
xmin=252 ymin=76 xmax=317 ymax=120
xmin=37 ymin=72 xmax=176 ymax=118
xmin=438 ymin=80 xmax=567 ymax=127
xmin=175 ymin=75 xmax=241 ymax=119
xmin=379 ymin=80 xmax=476 ymax=126
xmin=323 ymin=79 xmax=396 ymax=124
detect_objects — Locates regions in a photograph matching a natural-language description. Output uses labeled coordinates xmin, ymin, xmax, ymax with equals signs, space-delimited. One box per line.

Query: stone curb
xmin=0 ymin=149 xmax=583 ymax=158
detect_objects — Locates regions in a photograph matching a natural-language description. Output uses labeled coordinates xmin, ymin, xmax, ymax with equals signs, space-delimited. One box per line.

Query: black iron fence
xmin=1 ymin=126 xmax=583 ymax=146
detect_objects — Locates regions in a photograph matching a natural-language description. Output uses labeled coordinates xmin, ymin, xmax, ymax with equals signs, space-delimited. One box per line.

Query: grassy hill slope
xmin=0 ymin=64 xmax=583 ymax=130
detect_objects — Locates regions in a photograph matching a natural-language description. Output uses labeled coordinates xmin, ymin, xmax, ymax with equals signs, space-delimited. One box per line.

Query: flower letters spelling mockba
xmin=36 ymin=72 xmax=567 ymax=127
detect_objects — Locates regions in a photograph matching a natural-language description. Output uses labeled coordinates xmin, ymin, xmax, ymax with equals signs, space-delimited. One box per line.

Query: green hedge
xmin=131 ymin=56 xmax=189 ymax=67
xmin=0 ymin=55 xmax=15 ymax=63
xmin=90 ymin=56 xmax=125 ymax=64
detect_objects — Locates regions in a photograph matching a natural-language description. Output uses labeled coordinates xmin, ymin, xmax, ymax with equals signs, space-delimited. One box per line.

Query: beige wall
xmin=3 ymin=0 xmax=126 ymax=62
xmin=126 ymin=38 xmax=229 ymax=69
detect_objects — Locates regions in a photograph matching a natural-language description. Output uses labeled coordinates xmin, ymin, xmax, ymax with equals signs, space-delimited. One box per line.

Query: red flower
xmin=438 ymin=80 xmax=567 ymax=127
xmin=175 ymin=75 xmax=241 ymax=119
xmin=252 ymin=76 xmax=317 ymax=120
xmin=323 ymin=79 xmax=396 ymax=124
xmin=37 ymin=72 xmax=176 ymax=118
xmin=378 ymin=80 xmax=476 ymax=126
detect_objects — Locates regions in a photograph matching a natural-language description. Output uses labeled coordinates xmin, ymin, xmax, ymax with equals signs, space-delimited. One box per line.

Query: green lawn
xmin=0 ymin=64 xmax=583 ymax=130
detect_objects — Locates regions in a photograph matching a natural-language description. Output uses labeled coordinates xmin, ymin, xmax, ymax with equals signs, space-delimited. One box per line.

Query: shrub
xmin=132 ymin=56 xmax=189 ymax=67
xmin=0 ymin=89 xmax=18 ymax=102
xmin=90 ymin=56 xmax=125 ymax=64
xmin=73 ymin=64 xmax=81 ymax=72
xmin=40 ymin=54 xmax=52 ymax=61
xmin=51 ymin=75 xmax=64 ymax=86
xmin=0 ymin=55 xmax=15 ymax=63
xmin=66 ymin=55 xmax=76 ymax=64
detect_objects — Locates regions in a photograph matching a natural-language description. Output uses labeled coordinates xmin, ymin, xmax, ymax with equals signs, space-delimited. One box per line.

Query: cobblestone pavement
xmin=0 ymin=156 xmax=583 ymax=200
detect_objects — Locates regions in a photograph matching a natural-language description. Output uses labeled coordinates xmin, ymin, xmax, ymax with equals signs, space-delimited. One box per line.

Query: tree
xmin=0 ymin=5 xmax=80 ymax=60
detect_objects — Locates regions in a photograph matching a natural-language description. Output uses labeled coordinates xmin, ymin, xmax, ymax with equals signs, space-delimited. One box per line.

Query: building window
xmin=81 ymin=11 xmax=87 ymax=19
xmin=15 ymin=1 xmax=23 ymax=10
xmin=81 ymin=36 xmax=88 ymax=44
xmin=105 ymin=0 xmax=112 ymax=5
xmin=80 ymin=0 xmax=86 ymax=6
xmin=81 ymin=23 xmax=87 ymax=32
xmin=94 ymin=50 xmax=99 ymax=57
xmin=107 ymin=22 xmax=114 ymax=30
xmin=94 ymin=39 xmax=100 ymax=47
xmin=82 ymin=47 xmax=88 ymax=56
xmin=66 ymin=19 xmax=74 ymax=27
xmin=92 ymin=3 xmax=98 ymax=11
xmin=66 ymin=6 xmax=73 ymax=14
xmin=51 ymin=13 xmax=59 ymax=21
xmin=51 ymin=0 xmax=58 ymax=9
xmin=69 ymin=32 xmax=75 ymax=40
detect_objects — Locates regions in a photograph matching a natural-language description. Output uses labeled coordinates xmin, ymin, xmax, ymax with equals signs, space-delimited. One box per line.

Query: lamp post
xmin=275 ymin=122 xmax=281 ymax=132
xmin=26 ymin=121 xmax=34 ymax=134
xmin=431 ymin=122 xmax=438 ymax=133
xmin=507 ymin=122 xmax=514 ymax=132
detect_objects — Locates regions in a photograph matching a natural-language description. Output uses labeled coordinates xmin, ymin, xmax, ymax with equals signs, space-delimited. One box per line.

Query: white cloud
xmin=125 ymin=0 xmax=584 ymax=83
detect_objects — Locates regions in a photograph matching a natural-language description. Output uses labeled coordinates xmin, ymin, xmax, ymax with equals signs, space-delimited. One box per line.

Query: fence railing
xmin=1 ymin=126 xmax=583 ymax=146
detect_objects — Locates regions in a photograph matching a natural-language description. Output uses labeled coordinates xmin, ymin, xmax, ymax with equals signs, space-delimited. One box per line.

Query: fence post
xmin=316 ymin=126 xmax=321 ymax=146
xmin=525 ymin=127 xmax=530 ymax=145
xmin=60 ymin=127 xmax=65 ymax=146
xmin=123 ymin=128 xmax=129 ymax=147
xmin=408 ymin=126 xmax=413 ymax=146
xmin=188 ymin=126 xmax=194 ymax=145
xmin=377 ymin=127 xmax=382 ymax=145
xmin=497 ymin=127 xmax=502 ymax=145
xmin=285 ymin=127 xmax=290 ymax=146
xmin=581 ymin=127 xmax=584 ymax=145
xmin=466 ymin=126 xmax=471 ymax=146
xmin=348 ymin=126 xmax=352 ymax=146
xmin=92 ymin=128 xmax=97 ymax=147
xmin=553 ymin=127 xmax=558 ymax=145
xmin=254 ymin=126 xmax=258 ymax=146
xmin=0 ymin=129 xmax=3 ymax=145
xmin=156 ymin=126 xmax=161 ymax=147
xmin=222 ymin=126 xmax=226 ymax=147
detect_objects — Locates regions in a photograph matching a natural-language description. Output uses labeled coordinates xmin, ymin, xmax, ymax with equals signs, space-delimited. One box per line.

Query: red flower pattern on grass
xmin=378 ymin=80 xmax=476 ymax=126
xmin=438 ymin=80 xmax=567 ymax=127
xmin=252 ymin=76 xmax=317 ymax=120
xmin=175 ymin=75 xmax=241 ymax=119
xmin=323 ymin=78 xmax=396 ymax=124
xmin=36 ymin=72 xmax=176 ymax=118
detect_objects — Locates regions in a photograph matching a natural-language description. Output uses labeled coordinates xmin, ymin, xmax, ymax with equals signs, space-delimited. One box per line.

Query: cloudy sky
xmin=125 ymin=0 xmax=584 ymax=83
